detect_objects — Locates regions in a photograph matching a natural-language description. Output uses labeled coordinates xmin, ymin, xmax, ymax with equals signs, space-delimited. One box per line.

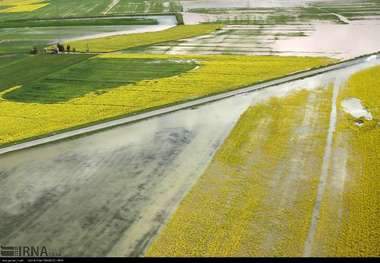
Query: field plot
xmin=0 ymin=54 xmax=92 ymax=92
xmin=0 ymin=0 xmax=182 ymax=21
xmin=0 ymin=53 xmax=332 ymax=146
xmin=146 ymin=59 xmax=380 ymax=257
xmin=0 ymin=0 xmax=112 ymax=21
xmin=4 ymin=57 xmax=197 ymax=103
xmin=108 ymin=0 xmax=182 ymax=14
xmin=0 ymin=0 xmax=48 ymax=13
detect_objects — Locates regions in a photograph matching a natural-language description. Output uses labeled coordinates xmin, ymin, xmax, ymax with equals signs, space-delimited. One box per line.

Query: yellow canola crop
xmin=0 ymin=0 xmax=48 ymax=13
xmin=0 ymin=54 xmax=333 ymax=146
xmin=312 ymin=65 xmax=380 ymax=256
xmin=146 ymin=87 xmax=333 ymax=256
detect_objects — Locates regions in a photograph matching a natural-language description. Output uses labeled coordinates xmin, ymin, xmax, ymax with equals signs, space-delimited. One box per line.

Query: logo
xmin=0 ymin=245 xmax=61 ymax=257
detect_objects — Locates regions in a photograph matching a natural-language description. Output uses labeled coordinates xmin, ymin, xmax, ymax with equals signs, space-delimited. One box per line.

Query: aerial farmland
xmin=0 ymin=0 xmax=379 ymax=259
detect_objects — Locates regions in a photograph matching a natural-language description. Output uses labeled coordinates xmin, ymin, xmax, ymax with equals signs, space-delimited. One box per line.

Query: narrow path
xmin=331 ymin=12 xmax=350 ymax=24
xmin=103 ymin=0 xmax=120 ymax=15
xmin=303 ymin=77 xmax=341 ymax=256
xmin=315 ymin=6 xmax=350 ymax=24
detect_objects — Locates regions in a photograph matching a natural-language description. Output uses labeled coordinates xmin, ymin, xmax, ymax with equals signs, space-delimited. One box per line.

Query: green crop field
xmin=4 ymin=57 xmax=197 ymax=103
xmin=0 ymin=0 xmax=112 ymax=21
xmin=0 ymin=0 xmax=182 ymax=21
xmin=108 ymin=0 xmax=182 ymax=14
xmin=0 ymin=54 xmax=92 ymax=92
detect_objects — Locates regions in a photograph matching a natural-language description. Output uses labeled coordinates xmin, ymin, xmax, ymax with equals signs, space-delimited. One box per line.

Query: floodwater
xmin=0 ymin=55 xmax=379 ymax=256
xmin=58 ymin=15 xmax=177 ymax=42
xmin=181 ymin=0 xmax=330 ymax=10
xmin=0 ymin=94 xmax=251 ymax=257
xmin=272 ymin=20 xmax=380 ymax=59
xmin=147 ymin=19 xmax=380 ymax=59
xmin=177 ymin=0 xmax=380 ymax=59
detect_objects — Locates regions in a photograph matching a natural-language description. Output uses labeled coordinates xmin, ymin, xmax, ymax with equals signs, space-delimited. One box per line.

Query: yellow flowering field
xmin=146 ymin=65 xmax=380 ymax=257
xmin=146 ymin=87 xmax=333 ymax=256
xmin=0 ymin=53 xmax=333 ymax=146
xmin=312 ymin=65 xmax=380 ymax=256
xmin=0 ymin=0 xmax=48 ymax=13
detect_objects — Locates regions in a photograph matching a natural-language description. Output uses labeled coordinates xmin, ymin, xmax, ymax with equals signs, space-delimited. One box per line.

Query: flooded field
xmin=0 ymin=55 xmax=378 ymax=257
xmin=137 ymin=0 xmax=380 ymax=59
xmin=0 ymin=94 xmax=251 ymax=257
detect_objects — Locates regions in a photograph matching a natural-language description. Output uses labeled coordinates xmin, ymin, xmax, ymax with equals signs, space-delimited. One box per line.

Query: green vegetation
xmin=0 ymin=0 xmax=183 ymax=21
xmin=0 ymin=0 xmax=112 ymax=21
xmin=4 ymin=57 xmax=197 ymax=103
xmin=66 ymin=24 xmax=223 ymax=52
xmin=0 ymin=54 xmax=91 ymax=92
xmin=109 ymin=0 xmax=182 ymax=14
xmin=0 ymin=17 xmax=158 ymax=28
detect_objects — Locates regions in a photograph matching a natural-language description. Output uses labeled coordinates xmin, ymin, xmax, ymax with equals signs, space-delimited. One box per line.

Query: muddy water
xmin=178 ymin=0 xmax=380 ymax=59
xmin=162 ymin=19 xmax=380 ymax=59
xmin=0 ymin=56 xmax=379 ymax=257
xmin=272 ymin=20 xmax=380 ymax=59
xmin=181 ymin=0 xmax=328 ymax=10
xmin=0 ymin=95 xmax=251 ymax=257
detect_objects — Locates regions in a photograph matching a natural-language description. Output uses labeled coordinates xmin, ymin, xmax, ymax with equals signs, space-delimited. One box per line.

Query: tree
xmin=66 ymin=44 xmax=71 ymax=53
xmin=30 ymin=46 xmax=38 ymax=54
xmin=57 ymin=43 xmax=65 ymax=53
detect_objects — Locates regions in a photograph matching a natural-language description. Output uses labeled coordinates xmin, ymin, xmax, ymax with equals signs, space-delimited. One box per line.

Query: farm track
xmin=0 ymin=52 xmax=378 ymax=156
xmin=103 ymin=0 xmax=120 ymax=15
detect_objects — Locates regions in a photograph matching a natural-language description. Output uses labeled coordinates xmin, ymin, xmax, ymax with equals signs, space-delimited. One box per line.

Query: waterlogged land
xmin=146 ymin=59 xmax=380 ymax=257
xmin=0 ymin=95 xmax=251 ymax=257
xmin=0 ymin=53 xmax=332 ymax=146
xmin=138 ymin=0 xmax=380 ymax=58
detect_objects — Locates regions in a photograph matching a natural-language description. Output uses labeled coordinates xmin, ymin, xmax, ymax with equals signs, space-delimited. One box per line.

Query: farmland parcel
xmin=0 ymin=53 xmax=332 ymax=146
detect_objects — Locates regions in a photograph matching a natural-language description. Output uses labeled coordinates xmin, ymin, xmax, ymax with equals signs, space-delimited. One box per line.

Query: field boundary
xmin=0 ymin=51 xmax=379 ymax=156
